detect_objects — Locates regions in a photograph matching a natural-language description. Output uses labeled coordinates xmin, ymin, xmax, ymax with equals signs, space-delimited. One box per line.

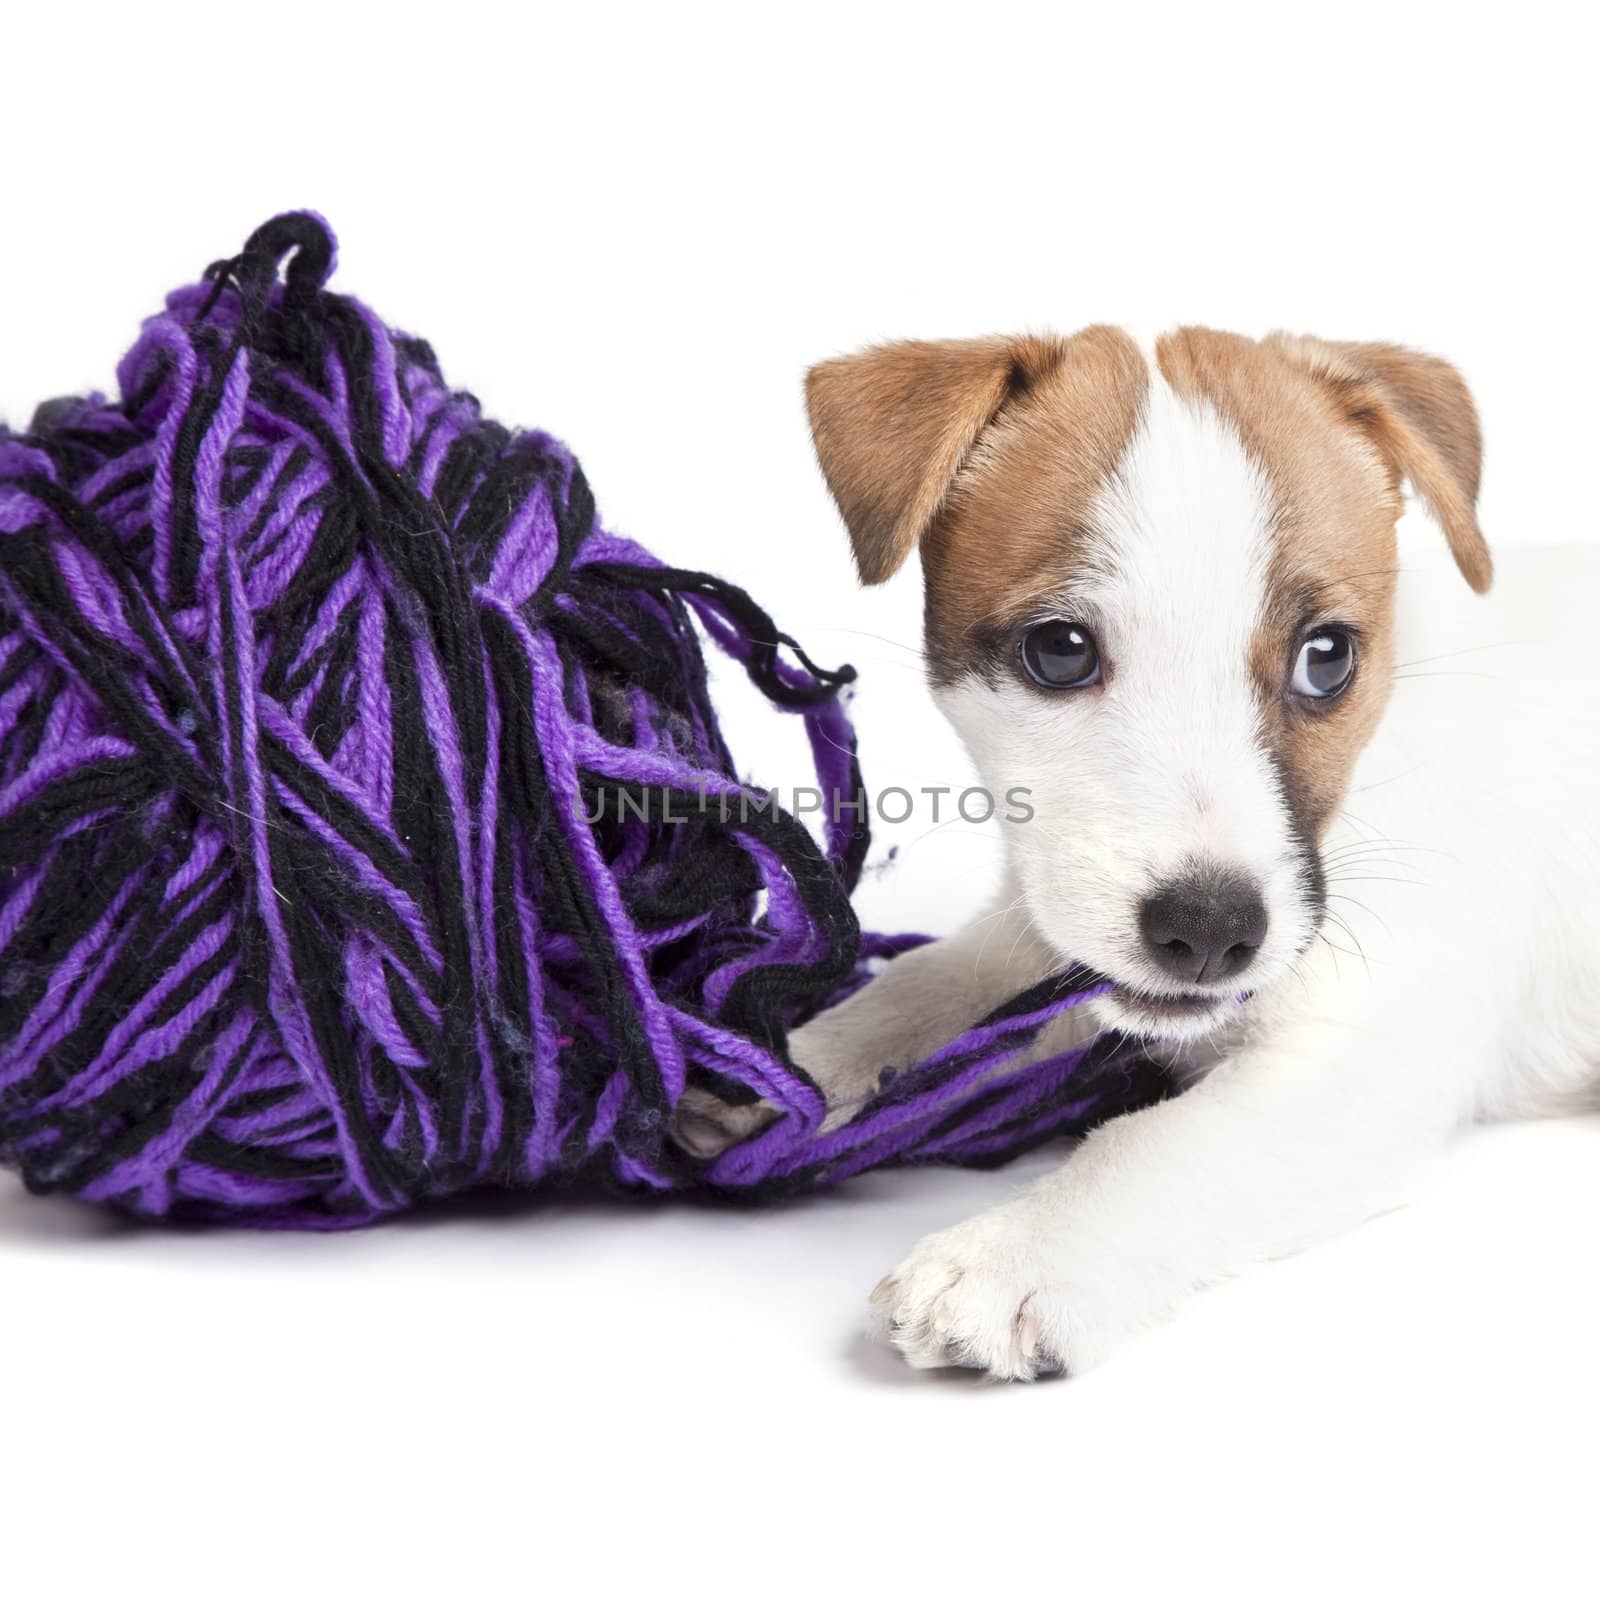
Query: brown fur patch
xmin=805 ymin=335 xmax=1071 ymax=588
xmin=806 ymin=328 xmax=1145 ymax=678
xmin=1270 ymin=335 xmax=1491 ymax=594
xmin=805 ymin=326 xmax=1148 ymax=681
xmin=920 ymin=327 xmax=1147 ymax=680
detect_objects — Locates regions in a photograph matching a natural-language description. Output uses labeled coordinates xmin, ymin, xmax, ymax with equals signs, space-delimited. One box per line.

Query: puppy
xmin=676 ymin=326 xmax=1600 ymax=1378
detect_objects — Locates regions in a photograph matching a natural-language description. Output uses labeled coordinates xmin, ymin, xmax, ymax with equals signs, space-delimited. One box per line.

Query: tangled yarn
xmin=0 ymin=213 xmax=1164 ymax=1225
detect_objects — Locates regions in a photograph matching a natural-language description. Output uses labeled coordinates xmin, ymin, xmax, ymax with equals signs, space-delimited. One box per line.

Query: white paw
xmin=669 ymin=1084 xmax=780 ymax=1159
xmin=869 ymin=1202 xmax=1140 ymax=1380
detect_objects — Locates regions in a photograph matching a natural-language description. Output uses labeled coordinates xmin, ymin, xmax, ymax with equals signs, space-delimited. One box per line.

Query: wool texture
xmin=0 ymin=213 xmax=1167 ymax=1225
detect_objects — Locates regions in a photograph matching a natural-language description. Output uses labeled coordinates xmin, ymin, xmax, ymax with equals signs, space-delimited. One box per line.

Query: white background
xmin=3 ymin=4 xmax=1597 ymax=1595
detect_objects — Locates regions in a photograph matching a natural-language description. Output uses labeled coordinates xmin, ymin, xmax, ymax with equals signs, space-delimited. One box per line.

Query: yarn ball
xmin=0 ymin=213 xmax=1164 ymax=1225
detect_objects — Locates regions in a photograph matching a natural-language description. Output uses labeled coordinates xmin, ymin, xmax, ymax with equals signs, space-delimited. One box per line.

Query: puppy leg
xmin=873 ymin=991 xmax=1485 ymax=1377
xmin=670 ymin=893 xmax=1067 ymax=1157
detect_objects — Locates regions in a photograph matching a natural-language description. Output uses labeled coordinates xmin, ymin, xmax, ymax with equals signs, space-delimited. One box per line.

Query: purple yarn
xmin=0 ymin=213 xmax=1166 ymax=1225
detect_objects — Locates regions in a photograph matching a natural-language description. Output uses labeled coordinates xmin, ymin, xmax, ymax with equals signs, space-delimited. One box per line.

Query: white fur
xmin=792 ymin=392 xmax=1600 ymax=1376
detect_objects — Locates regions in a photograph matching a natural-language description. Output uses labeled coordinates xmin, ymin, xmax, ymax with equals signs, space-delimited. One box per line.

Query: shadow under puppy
xmin=674 ymin=325 xmax=1600 ymax=1378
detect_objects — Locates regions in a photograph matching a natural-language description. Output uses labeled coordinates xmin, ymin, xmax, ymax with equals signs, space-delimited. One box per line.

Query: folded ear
xmin=1270 ymin=334 xmax=1491 ymax=593
xmin=805 ymin=335 xmax=1062 ymax=584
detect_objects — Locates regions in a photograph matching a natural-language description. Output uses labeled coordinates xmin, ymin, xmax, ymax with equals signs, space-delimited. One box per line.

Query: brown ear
xmin=805 ymin=336 xmax=1062 ymax=584
xmin=1271 ymin=334 xmax=1491 ymax=593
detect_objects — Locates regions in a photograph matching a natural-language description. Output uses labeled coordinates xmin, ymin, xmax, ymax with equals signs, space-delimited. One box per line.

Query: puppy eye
xmin=1290 ymin=628 xmax=1357 ymax=700
xmin=1020 ymin=621 xmax=1101 ymax=689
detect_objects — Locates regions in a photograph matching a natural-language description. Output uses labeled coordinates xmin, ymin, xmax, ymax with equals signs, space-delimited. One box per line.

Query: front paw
xmin=669 ymin=1009 xmax=895 ymax=1159
xmin=668 ymin=1085 xmax=780 ymax=1160
xmin=869 ymin=1203 xmax=1140 ymax=1380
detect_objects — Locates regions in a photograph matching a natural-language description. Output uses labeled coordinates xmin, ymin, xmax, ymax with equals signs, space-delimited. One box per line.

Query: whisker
xmin=1325 ymin=891 xmax=1393 ymax=937
xmin=1392 ymin=639 xmax=1524 ymax=672
xmin=1392 ymin=669 xmax=1496 ymax=683
xmin=973 ymin=891 xmax=1029 ymax=978
xmin=1324 ymin=872 xmax=1425 ymax=888
xmin=1316 ymin=931 xmax=1364 ymax=966
xmin=803 ymin=626 xmax=929 ymax=660
xmin=1346 ymin=767 xmax=1424 ymax=796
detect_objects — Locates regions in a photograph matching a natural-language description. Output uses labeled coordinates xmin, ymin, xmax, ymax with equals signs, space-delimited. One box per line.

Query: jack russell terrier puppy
xmin=673 ymin=327 xmax=1600 ymax=1379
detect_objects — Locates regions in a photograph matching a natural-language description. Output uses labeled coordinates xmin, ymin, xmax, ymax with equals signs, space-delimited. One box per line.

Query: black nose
xmin=1139 ymin=871 xmax=1267 ymax=985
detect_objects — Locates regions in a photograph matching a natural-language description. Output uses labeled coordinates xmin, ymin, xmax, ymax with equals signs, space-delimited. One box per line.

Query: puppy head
xmin=807 ymin=326 xmax=1488 ymax=1038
